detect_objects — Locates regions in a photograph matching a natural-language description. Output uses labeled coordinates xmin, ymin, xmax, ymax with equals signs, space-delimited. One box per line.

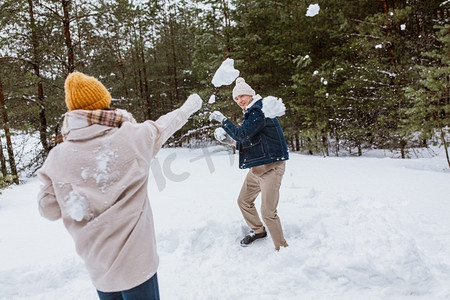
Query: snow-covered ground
xmin=1 ymin=147 xmax=449 ymax=300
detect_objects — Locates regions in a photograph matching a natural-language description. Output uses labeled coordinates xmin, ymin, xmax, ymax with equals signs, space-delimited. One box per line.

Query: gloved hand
xmin=209 ymin=111 xmax=226 ymax=123
xmin=214 ymin=127 xmax=234 ymax=145
xmin=181 ymin=94 xmax=203 ymax=116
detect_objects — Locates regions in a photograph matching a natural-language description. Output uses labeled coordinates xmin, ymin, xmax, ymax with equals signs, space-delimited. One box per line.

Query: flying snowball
xmin=262 ymin=96 xmax=286 ymax=119
xmin=208 ymin=95 xmax=216 ymax=104
xmin=211 ymin=58 xmax=240 ymax=87
xmin=306 ymin=4 xmax=320 ymax=17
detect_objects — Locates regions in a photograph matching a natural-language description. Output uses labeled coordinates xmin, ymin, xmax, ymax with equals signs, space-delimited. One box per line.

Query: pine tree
xmin=405 ymin=23 xmax=450 ymax=168
xmin=0 ymin=75 xmax=18 ymax=184
xmin=289 ymin=0 xmax=382 ymax=155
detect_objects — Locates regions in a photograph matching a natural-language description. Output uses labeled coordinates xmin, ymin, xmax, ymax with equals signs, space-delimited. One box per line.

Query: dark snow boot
xmin=240 ymin=230 xmax=267 ymax=247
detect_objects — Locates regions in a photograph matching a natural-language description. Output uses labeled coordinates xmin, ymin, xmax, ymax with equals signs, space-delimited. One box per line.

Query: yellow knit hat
xmin=64 ymin=71 xmax=111 ymax=111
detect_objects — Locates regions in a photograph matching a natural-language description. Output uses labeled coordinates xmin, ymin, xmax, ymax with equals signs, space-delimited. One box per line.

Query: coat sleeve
xmin=142 ymin=107 xmax=191 ymax=157
xmin=37 ymin=167 xmax=61 ymax=221
xmin=222 ymin=108 xmax=265 ymax=143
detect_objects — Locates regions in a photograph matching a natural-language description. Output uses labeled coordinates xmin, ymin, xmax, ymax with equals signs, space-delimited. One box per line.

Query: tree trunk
xmin=28 ymin=0 xmax=50 ymax=155
xmin=0 ymin=77 xmax=19 ymax=184
xmin=440 ymin=129 xmax=450 ymax=169
xmin=169 ymin=16 xmax=179 ymax=104
xmin=400 ymin=139 xmax=407 ymax=159
xmin=135 ymin=43 xmax=144 ymax=108
xmin=434 ymin=112 xmax=450 ymax=169
xmin=62 ymin=0 xmax=75 ymax=73
xmin=295 ymin=134 xmax=300 ymax=152
xmin=322 ymin=134 xmax=329 ymax=157
xmin=162 ymin=25 xmax=174 ymax=105
xmin=151 ymin=30 xmax=162 ymax=115
xmin=129 ymin=37 xmax=140 ymax=101
xmin=117 ymin=51 xmax=129 ymax=99
xmin=335 ymin=134 xmax=340 ymax=157
xmin=220 ymin=0 xmax=232 ymax=54
xmin=382 ymin=0 xmax=396 ymax=64
xmin=0 ymin=138 xmax=7 ymax=177
xmin=139 ymin=22 xmax=151 ymax=120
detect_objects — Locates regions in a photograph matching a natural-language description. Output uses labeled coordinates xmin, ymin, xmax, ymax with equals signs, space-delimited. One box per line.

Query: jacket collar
xmin=244 ymin=94 xmax=262 ymax=113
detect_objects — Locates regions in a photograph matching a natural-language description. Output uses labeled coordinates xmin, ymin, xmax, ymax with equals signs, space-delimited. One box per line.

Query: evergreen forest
xmin=0 ymin=0 xmax=449 ymax=186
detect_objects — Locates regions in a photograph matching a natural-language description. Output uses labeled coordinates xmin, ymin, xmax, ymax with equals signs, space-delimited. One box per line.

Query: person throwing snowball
xmin=210 ymin=77 xmax=289 ymax=251
xmin=37 ymin=71 xmax=202 ymax=299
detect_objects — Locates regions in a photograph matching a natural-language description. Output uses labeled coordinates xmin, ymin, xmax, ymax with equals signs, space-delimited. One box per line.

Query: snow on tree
xmin=306 ymin=4 xmax=320 ymax=17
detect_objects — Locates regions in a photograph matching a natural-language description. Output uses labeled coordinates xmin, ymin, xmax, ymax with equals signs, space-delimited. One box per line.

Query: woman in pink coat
xmin=37 ymin=71 xmax=202 ymax=299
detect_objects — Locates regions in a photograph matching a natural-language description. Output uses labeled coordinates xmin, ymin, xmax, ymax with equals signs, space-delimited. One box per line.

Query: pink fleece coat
xmin=37 ymin=108 xmax=190 ymax=292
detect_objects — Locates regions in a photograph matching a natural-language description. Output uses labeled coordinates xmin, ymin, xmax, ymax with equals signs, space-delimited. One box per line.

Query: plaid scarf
xmin=62 ymin=109 xmax=136 ymax=139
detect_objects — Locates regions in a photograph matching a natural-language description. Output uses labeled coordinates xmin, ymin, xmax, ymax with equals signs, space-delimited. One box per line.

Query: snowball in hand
xmin=306 ymin=4 xmax=320 ymax=17
xmin=214 ymin=127 xmax=227 ymax=142
xmin=211 ymin=58 xmax=240 ymax=87
xmin=262 ymin=96 xmax=286 ymax=118
xmin=214 ymin=127 xmax=234 ymax=145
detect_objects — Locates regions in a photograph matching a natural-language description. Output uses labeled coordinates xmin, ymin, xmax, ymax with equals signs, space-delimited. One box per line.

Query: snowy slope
xmin=1 ymin=147 xmax=449 ymax=300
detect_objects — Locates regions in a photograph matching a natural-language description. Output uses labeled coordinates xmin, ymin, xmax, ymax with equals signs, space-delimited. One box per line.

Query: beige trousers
xmin=237 ymin=161 xmax=288 ymax=250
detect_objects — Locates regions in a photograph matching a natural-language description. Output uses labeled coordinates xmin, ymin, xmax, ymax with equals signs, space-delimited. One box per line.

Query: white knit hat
xmin=232 ymin=77 xmax=255 ymax=100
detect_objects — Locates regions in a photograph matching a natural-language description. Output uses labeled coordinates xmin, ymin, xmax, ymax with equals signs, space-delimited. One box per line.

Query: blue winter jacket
xmin=222 ymin=99 xmax=289 ymax=169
